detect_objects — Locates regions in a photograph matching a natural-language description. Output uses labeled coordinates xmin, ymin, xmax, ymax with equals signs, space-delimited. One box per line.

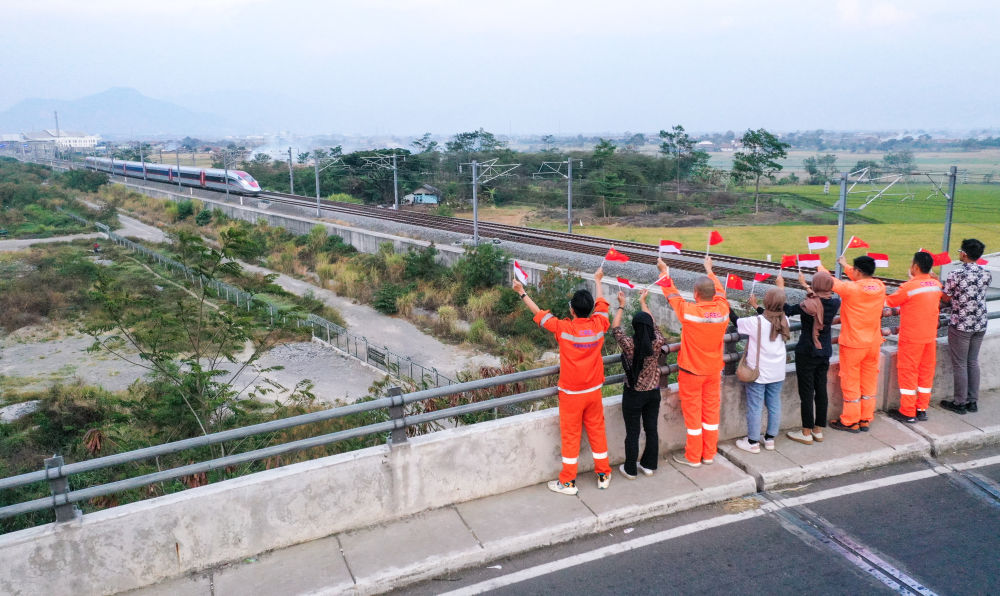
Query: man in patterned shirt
xmin=941 ymin=239 xmax=992 ymax=414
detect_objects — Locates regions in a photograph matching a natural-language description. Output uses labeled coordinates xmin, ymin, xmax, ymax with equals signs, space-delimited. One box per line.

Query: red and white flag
xmin=605 ymin=246 xmax=629 ymax=263
xmin=807 ymin=235 xmax=830 ymax=250
xmin=617 ymin=276 xmax=635 ymax=289
xmin=726 ymin=274 xmax=744 ymax=290
xmin=512 ymin=260 xmax=529 ymax=284
xmin=658 ymin=239 xmax=683 ymax=254
xmin=798 ymin=254 xmax=822 ymax=268
xmin=754 ymin=272 xmax=772 ymax=282
xmin=868 ymin=252 xmax=890 ymax=268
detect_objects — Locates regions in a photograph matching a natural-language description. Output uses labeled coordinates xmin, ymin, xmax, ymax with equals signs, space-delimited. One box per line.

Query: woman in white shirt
xmin=732 ymin=288 xmax=791 ymax=453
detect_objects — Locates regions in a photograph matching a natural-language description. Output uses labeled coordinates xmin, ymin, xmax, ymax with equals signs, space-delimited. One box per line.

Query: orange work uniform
xmin=885 ymin=274 xmax=943 ymax=417
xmin=662 ymin=274 xmax=729 ymax=464
xmin=534 ymin=298 xmax=612 ymax=484
xmin=826 ymin=265 xmax=886 ymax=426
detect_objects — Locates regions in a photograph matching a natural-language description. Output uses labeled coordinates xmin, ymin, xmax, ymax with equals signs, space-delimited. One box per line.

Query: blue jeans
xmin=745 ymin=380 xmax=783 ymax=441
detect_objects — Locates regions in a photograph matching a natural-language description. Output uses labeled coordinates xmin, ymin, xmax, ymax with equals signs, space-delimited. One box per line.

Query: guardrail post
xmin=387 ymin=387 xmax=408 ymax=444
xmin=44 ymin=455 xmax=81 ymax=522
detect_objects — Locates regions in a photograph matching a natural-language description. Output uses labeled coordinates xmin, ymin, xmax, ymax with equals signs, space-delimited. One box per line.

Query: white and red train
xmin=85 ymin=157 xmax=262 ymax=196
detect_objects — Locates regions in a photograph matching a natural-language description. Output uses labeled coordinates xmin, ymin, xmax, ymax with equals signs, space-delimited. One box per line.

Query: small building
xmin=403 ymin=184 xmax=440 ymax=205
xmin=23 ymin=130 xmax=100 ymax=150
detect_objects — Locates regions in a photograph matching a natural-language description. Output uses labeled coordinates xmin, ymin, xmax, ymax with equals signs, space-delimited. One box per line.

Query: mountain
xmin=0 ymin=87 xmax=236 ymax=136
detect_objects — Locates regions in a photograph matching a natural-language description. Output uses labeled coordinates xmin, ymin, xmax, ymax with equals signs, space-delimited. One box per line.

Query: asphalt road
xmin=400 ymin=445 xmax=1000 ymax=596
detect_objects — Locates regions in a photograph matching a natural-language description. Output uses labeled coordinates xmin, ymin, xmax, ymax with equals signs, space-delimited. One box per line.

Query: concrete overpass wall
xmin=3 ymin=332 xmax=999 ymax=595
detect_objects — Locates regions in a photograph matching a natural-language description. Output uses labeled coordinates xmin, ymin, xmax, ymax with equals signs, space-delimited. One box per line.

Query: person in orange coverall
xmin=818 ymin=255 xmax=886 ymax=433
xmin=513 ymin=266 xmax=612 ymax=495
xmin=885 ymin=251 xmax=943 ymax=423
xmin=657 ymin=255 xmax=729 ymax=467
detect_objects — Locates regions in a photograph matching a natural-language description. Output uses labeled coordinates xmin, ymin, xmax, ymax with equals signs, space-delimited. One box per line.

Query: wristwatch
xmin=520 ymin=293 xmax=528 ymax=299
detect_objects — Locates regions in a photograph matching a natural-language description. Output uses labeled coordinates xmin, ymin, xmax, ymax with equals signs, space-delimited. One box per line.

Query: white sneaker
xmin=637 ymin=463 xmax=655 ymax=476
xmin=736 ymin=437 xmax=761 ymax=454
xmin=672 ymin=453 xmax=701 ymax=468
xmin=786 ymin=429 xmax=813 ymax=445
xmin=547 ymin=479 xmax=578 ymax=496
xmin=597 ymin=472 xmax=611 ymax=489
xmin=701 ymin=458 xmax=714 ymax=465
xmin=619 ymin=464 xmax=637 ymax=480
xmin=763 ymin=438 xmax=775 ymax=451
xmin=812 ymin=430 xmax=824 ymax=442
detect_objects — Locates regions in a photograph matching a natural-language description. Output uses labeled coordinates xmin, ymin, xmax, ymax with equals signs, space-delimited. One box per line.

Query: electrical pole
xmin=392 ymin=153 xmax=399 ymax=210
xmin=314 ymin=153 xmax=346 ymax=217
xmin=472 ymin=160 xmax=479 ymax=245
xmin=175 ymin=149 xmax=182 ymax=191
xmin=53 ymin=111 xmax=60 ymax=160
xmin=139 ymin=142 xmax=146 ymax=183
xmin=534 ymin=158 xmax=581 ymax=234
xmin=361 ymin=152 xmax=402 ymax=209
xmin=460 ymin=157 xmax=520 ymax=246
xmin=942 ymin=165 xmax=958 ymax=253
xmin=835 ymin=171 xmax=848 ymax=279
xmin=287 ymin=146 xmax=295 ymax=195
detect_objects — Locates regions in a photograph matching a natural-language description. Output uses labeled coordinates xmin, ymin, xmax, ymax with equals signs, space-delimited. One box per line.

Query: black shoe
xmin=916 ymin=410 xmax=928 ymax=422
xmin=888 ymin=409 xmax=917 ymax=424
xmin=939 ymin=400 xmax=966 ymax=415
xmin=967 ymin=401 xmax=978 ymax=413
xmin=859 ymin=419 xmax=871 ymax=432
xmin=830 ymin=419 xmax=861 ymax=433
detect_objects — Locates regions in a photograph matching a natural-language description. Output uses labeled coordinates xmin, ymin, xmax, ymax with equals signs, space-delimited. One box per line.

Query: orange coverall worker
xmin=661 ymin=274 xmax=729 ymax=464
xmin=534 ymin=298 xmax=613 ymax=484
xmin=825 ymin=265 xmax=887 ymax=427
xmin=885 ymin=274 xmax=943 ymax=417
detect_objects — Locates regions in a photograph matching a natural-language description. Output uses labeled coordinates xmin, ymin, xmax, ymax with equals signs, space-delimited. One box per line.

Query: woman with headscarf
xmin=611 ymin=289 xmax=667 ymax=478
xmin=730 ymin=287 xmax=792 ymax=453
xmin=777 ymin=271 xmax=841 ymax=444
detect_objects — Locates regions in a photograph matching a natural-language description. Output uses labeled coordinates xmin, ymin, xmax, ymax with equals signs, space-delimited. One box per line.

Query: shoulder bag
xmin=736 ymin=316 xmax=761 ymax=383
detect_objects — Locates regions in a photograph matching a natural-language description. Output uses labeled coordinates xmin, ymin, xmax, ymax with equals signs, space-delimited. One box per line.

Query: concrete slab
xmin=666 ymin=453 xmax=758 ymax=504
xmin=457 ymin=483 xmax=597 ymax=557
xmin=719 ymin=413 xmax=929 ymax=489
xmin=577 ymin=462 xmax=704 ymax=527
xmin=212 ymin=535 xmax=353 ymax=596
xmin=906 ymin=396 xmax=1000 ymax=455
xmin=339 ymin=507 xmax=482 ymax=594
xmin=121 ymin=572 xmax=211 ymax=596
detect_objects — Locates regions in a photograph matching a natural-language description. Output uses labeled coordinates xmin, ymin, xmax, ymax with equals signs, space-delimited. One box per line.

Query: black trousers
xmin=796 ymin=351 xmax=830 ymax=428
xmin=621 ymin=387 xmax=660 ymax=475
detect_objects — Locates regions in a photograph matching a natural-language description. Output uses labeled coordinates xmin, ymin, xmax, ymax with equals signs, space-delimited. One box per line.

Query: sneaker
xmin=547 ymin=479 xmax=578 ymax=496
xmin=888 ymin=409 xmax=917 ymax=424
xmin=916 ymin=410 xmax=928 ymax=422
xmin=735 ymin=437 xmax=761 ymax=454
xmin=618 ymin=464 xmax=637 ymax=480
xmin=812 ymin=429 xmax=824 ymax=442
xmin=763 ymin=437 xmax=775 ymax=451
xmin=786 ymin=429 xmax=814 ymax=445
xmin=967 ymin=401 xmax=979 ymax=413
xmin=859 ymin=420 xmax=871 ymax=432
xmin=636 ymin=463 xmax=655 ymax=476
xmin=597 ymin=472 xmax=611 ymax=490
xmin=672 ymin=453 xmax=701 ymax=468
xmin=940 ymin=400 xmax=967 ymax=415
xmin=830 ymin=419 xmax=861 ymax=433
xmin=701 ymin=458 xmax=714 ymax=465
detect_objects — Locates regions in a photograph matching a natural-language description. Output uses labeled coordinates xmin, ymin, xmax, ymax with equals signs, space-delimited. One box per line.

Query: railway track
xmin=260 ymin=190 xmax=906 ymax=291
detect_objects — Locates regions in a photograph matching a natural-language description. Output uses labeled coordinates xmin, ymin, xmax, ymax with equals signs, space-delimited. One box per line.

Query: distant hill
xmin=0 ymin=87 xmax=235 ymax=136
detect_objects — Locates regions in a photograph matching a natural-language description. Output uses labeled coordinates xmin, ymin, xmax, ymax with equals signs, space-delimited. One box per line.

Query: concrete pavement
xmin=126 ymin=390 xmax=1000 ymax=596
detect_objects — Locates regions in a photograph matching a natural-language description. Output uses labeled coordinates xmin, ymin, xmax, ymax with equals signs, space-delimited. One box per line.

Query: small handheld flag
xmin=658 ymin=240 xmax=683 ymax=254
xmin=847 ymin=236 xmax=869 ymax=248
xmin=513 ymin=260 xmax=529 ymax=284
xmin=798 ymin=254 xmax=822 ymax=268
xmin=753 ymin=272 xmax=772 ymax=282
xmin=780 ymin=254 xmax=797 ymax=269
xmin=605 ymin=246 xmax=629 ymax=263
xmin=868 ymin=253 xmax=890 ymax=268
xmin=919 ymin=248 xmax=952 ymax=267
xmin=652 ymin=275 xmax=673 ymax=288
xmin=709 ymin=230 xmax=724 ymax=246
xmin=617 ymin=276 xmax=635 ymax=289
xmin=976 ymin=258 xmax=989 ymax=266
xmin=807 ymin=236 xmax=830 ymax=250
xmin=726 ymin=274 xmax=744 ymax=290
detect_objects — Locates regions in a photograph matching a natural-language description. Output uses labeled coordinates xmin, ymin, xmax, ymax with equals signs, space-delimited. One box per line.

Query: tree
xmin=411 ymin=133 xmax=438 ymax=153
xmin=659 ymin=124 xmax=710 ymax=186
xmin=445 ymin=128 xmax=506 ymax=154
xmin=803 ymin=153 xmax=838 ymax=184
xmin=882 ymin=150 xmax=914 ymax=175
xmin=591 ymin=138 xmax=617 ymax=169
xmin=731 ymin=128 xmax=790 ymax=214
xmin=853 ymin=159 xmax=882 ymax=179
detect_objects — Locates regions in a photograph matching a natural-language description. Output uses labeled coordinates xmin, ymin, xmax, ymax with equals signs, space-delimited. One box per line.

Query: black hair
xmin=961 ymin=238 xmax=985 ymax=261
xmin=853 ymin=255 xmax=876 ymax=276
xmin=912 ymin=251 xmax=933 ymax=274
xmin=570 ymin=289 xmax=595 ymax=318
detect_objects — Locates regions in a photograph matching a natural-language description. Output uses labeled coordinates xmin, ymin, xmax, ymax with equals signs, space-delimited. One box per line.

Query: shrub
xmin=395 ymin=291 xmax=418 ymax=317
xmin=467 ymin=319 xmax=499 ymax=349
xmin=175 ymin=200 xmax=195 ymax=221
xmin=403 ymin=245 xmax=442 ymax=281
xmin=61 ymin=170 xmax=108 ymax=193
xmin=323 ymin=234 xmax=356 ymax=256
xmin=434 ymin=203 xmax=454 ymax=217
xmin=454 ymin=244 xmax=509 ymax=299
xmin=195 ymin=209 xmax=212 ymax=226
xmin=373 ymin=283 xmax=407 ymax=314
xmin=435 ymin=305 xmax=458 ymax=336
xmin=464 ymin=288 xmax=499 ymax=321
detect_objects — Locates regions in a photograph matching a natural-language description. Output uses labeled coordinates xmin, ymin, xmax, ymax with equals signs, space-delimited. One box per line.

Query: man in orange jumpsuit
xmin=885 ymin=251 xmax=943 ymax=423
xmin=818 ymin=255 xmax=886 ymax=432
xmin=657 ymin=256 xmax=729 ymax=467
xmin=513 ymin=266 xmax=612 ymax=495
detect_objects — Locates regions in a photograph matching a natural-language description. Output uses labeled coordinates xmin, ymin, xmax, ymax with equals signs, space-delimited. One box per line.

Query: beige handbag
xmin=736 ymin=316 xmax=761 ymax=383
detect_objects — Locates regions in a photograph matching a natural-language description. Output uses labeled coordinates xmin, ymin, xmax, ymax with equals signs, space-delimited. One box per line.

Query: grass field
xmin=707 ymin=149 xmax=1000 ymax=179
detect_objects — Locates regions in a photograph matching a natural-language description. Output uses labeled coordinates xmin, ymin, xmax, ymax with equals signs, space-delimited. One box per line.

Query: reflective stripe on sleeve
xmin=557 ymin=383 xmax=604 ymax=395
xmin=702 ymin=423 xmax=719 ymax=431
xmin=592 ymin=451 xmax=608 ymax=460
xmin=899 ymin=388 xmax=917 ymax=395
xmin=686 ymin=427 xmax=702 ymax=436
xmin=538 ymin=313 xmax=554 ymax=327
xmin=593 ymin=311 xmax=609 ymax=319
xmin=562 ymin=456 xmax=578 ymax=465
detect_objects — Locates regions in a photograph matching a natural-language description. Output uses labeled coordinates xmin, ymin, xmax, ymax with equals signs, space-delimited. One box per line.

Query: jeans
xmin=795 ymin=351 xmax=830 ymax=428
xmin=621 ymin=387 xmax=660 ymax=475
xmin=948 ymin=327 xmax=985 ymax=405
xmin=745 ymin=380 xmax=783 ymax=442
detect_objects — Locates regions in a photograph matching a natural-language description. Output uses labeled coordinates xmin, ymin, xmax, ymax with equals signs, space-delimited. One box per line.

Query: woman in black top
xmin=611 ymin=289 xmax=666 ymax=478
xmin=777 ymin=272 xmax=840 ymax=445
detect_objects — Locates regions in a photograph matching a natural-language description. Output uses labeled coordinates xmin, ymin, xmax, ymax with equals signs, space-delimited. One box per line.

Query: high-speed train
xmin=85 ymin=157 xmax=261 ymax=196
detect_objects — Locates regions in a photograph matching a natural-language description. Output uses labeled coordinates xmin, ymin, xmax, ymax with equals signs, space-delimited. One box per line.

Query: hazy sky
xmin=4 ymin=0 xmax=999 ymax=134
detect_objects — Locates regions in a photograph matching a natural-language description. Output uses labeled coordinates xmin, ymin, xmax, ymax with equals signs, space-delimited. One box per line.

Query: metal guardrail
xmin=91 ymin=221 xmax=455 ymax=388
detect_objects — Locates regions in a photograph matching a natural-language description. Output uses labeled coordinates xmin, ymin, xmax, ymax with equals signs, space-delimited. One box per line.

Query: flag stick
xmin=750 ymin=279 xmax=757 ymax=295
xmin=839 ymin=236 xmax=854 ymax=259
xmin=706 ymin=232 xmax=711 ymax=255
xmin=647 ymin=271 xmax=669 ymax=290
